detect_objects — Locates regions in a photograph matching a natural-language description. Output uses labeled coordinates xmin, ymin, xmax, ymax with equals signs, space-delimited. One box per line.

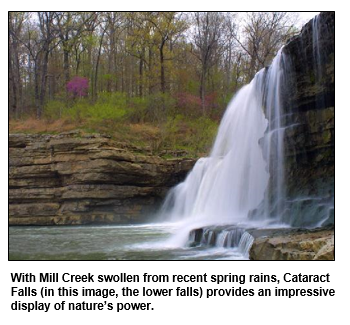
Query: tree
xmin=145 ymin=12 xmax=187 ymax=95
xmin=105 ymin=12 xmax=125 ymax=92
xmin=235 ymin=12 xmax=298 ymax=80
xmin=37 ymin=12 xmax=59 ymax=118
xmin=9 ymin=12 xmax=26 ymax=117
xmin=53 ymin=12 xmax=95 ymax=88
xmin=8 ymin=11 xmax=304 ymax=120
xmin=191 ymin=12 xmax=233 ymax=113
xmin=67 ymin=76 xmax=88 ymax=98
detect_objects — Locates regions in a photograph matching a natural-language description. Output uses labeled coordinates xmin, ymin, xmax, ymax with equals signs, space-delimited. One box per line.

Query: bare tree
xmin=235 ymin=12 xmax=298 ymax=80
xmin=191 ymin=12 xmax=234 ymax=113
xmin=145 ymin=12 xmax=187 ymax=95
xmin=54 ymin=12 xmax=95 ymax=88
xmin=9 ymin=13 xmax=26 ymax=117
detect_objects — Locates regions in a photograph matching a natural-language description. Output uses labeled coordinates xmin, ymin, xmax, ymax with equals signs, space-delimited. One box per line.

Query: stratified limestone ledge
xmin=249 ymin=228 xmax=334 ymax=260
xmin=9 ymin=131 xmax=196 ymax=225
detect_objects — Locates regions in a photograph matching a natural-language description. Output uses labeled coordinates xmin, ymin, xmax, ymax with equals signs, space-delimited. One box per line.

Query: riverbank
xmin=9 ymin=131 xmax=196 ymax=226
xmin=9 ymin=224 xmax=334 ymax=260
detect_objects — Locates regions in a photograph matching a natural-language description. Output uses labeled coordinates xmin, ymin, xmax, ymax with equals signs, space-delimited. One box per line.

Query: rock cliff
xmin=253 ymin=12 xmax=335 ymax=227
xmin=9 ymin=132 xmax=195 ymax=225
xmin=281 ymin=12 xmax=334 ymax=227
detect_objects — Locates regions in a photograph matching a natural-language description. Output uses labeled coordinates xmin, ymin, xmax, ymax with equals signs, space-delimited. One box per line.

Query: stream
xmin=9 ymin=224 xmax=248 ymax=260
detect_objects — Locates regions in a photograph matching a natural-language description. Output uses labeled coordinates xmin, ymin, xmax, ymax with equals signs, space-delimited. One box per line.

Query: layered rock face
xmin=9 ymin=132 xmax=195 ymax=225
xmin=266 ymin=12 xmax=335 ymax=227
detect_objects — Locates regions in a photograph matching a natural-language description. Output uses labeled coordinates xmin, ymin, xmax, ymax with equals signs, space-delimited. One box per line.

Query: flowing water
xmin=9 ymin=224 xmax=249 ymax=260
xmin=9 ymin=15 xmax=333 ymax=260
xmin=159 ymin=49 xmax=290 ymax=249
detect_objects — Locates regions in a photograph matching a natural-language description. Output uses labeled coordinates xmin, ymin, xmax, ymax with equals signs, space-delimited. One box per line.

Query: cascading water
xmin=161 ymin=50 xmax=288 ymax=248
xmin=162 ymin=71 xmax=270 ymax=226
xmin=159 ymin=13 xmax=334 ymax=254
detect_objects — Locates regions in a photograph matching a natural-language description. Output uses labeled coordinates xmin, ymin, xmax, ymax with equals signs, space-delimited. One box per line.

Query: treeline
xmin=9 ymin=12 xmax=299 ymax=120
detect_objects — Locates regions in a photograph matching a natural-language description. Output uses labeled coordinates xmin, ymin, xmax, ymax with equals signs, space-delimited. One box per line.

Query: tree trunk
xmin=94 ymin=30 xmax=105 ymax=101
xmin=63 ymin=48 xmax=70 ymax=85
xmin=148 ymin=47 xmax=152 ymax=95
xmin=199 ymin=65 xmax=207 ymax=114
xmin=10 ymin=37 xmax=22 ymax=118
xmin=34 ymin=62 xmax=41 ymax=119
xmin=107 ymin=25 xmax=115 ymax=93
xmin=139 ymin=56 xmax=143 ymax=97
xmin=39 ymin=51 xmax=49 ymax=118
xmin=160 ymin=43 xmax=166 ymax=94
xmin=9 ymin=54 xmax=17 ymax=118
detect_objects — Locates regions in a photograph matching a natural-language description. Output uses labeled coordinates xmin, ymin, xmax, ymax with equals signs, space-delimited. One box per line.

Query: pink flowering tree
xmin=66 ymin=77 xmax=89 ymax=98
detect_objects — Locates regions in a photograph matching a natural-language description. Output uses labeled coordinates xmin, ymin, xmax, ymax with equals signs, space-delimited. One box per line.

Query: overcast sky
xmin=298 ymin=12 xmax=319 ymax=26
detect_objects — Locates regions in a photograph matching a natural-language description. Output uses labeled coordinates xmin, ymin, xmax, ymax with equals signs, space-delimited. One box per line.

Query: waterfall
xmin=162 ymin=50 xmax=286 ymax=232
xmin=160 ymin=13 xmax=333 ymax=249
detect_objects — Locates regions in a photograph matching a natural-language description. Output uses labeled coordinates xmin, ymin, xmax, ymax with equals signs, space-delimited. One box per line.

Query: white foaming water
xmin=161 ymin=50 xmax=288 ymax=248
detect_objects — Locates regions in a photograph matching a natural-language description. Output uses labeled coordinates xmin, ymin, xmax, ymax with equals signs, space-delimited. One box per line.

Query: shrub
xmin=67 ymin=77 xmax=89 ymax=98
xmin=127 ymin=92 xmax=176 ymax=123
xmin=87 ymin=92 xmax=127 ymax=121
xmin=44 ymin=100 xmax=65 ymax=120
xmin=175 ymin=92 xmax=202 ymax=117
xmin=186 ymin=116 xmax=218 ymax=154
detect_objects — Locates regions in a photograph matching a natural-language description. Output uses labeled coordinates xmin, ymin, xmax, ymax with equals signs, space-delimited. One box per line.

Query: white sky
xmin=298 ymin=12 xmax=320 ymax=26
xmin=235 ymin=12 xmax=320 ymax=31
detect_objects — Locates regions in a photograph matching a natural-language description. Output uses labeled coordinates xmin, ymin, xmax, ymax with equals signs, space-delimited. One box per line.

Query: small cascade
xmin=215 ymin=228 xmax=246 ymax=248
xmin=188 ymin=226 xmax=245 ymax=248
xmin=201 ymin=228 xmax=216 ymax=246
xmin=237 ymin=232 xmax=255 ymax=256
xmin=187 ymin=226 xmax=254 ymax=258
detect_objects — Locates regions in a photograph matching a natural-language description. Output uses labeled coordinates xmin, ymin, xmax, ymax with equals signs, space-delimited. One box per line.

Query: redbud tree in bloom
xmin=67 ymin=77 xmax=89 ymax=98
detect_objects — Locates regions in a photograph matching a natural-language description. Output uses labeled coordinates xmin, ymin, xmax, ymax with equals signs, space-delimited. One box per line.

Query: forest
xmin=9 ymin=12 xmax=300 ymax=156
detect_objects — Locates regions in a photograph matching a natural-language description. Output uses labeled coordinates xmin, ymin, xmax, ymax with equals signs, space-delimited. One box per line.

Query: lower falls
xmin=159 ymin=12 xmax=334 ymax=256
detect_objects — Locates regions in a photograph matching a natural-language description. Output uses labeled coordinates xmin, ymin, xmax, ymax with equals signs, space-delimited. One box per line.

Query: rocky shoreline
xmin=188 ymin=225 xmax=334 ymax=260
xmin=249 ymin=227 xmax=334 ymax=260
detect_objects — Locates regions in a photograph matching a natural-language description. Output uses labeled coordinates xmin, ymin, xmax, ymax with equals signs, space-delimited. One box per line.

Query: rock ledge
xmin=9 ymin=131 xmax=196 ymax=225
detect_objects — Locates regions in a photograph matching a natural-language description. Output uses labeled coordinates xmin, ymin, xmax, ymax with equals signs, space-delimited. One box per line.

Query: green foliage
xmin=87 ymin=93 xmax=127 ymax=121
xmin=44 ymin=100 xmax=64 ymax=120
xmin=162 ymin=114 xmax=184 ymax=148
xmin=44 ymin=93 xmax=128 ymax=123
xmin=42 ymin=92 xmax=219 ymax=157
xmin=156 ymin=114 xmax=218 ymax=156
xmin=127 ymin=92 xmax=176 ymax=123
xmin=186 ymin=116 xmax=218 ymax=153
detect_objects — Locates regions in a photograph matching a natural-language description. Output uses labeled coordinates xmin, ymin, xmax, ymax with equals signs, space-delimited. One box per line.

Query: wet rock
xmin=257 ymin=12 xmax=335 ymax=226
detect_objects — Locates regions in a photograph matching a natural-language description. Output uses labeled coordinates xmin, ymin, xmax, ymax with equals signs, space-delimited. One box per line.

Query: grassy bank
xmin=9 ymin=93 xmax=221 ymax=158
